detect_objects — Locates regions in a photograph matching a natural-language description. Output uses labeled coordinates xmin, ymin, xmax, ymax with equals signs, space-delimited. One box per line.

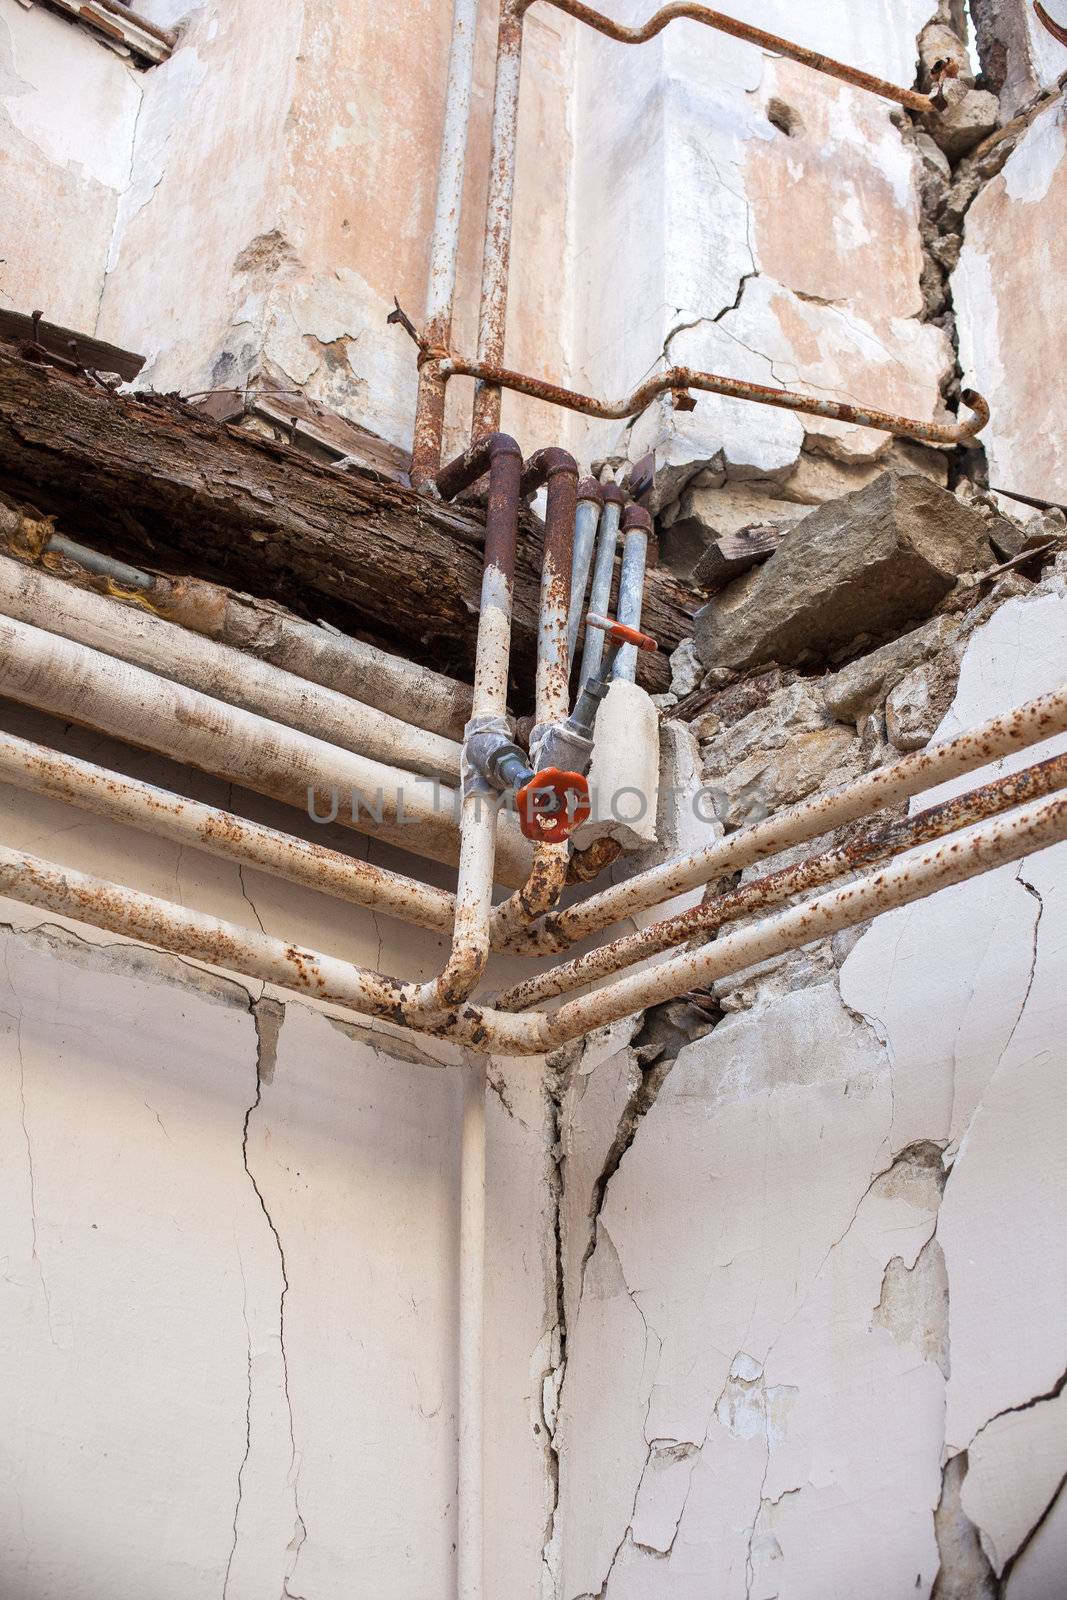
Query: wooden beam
xmin=0 ymin=344 xmax=693 ymax=695
xmin=693 ymin=520 xmax=797 ymax=592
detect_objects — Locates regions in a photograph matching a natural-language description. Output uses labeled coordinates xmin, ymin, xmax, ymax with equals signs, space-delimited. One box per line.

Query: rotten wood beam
xmin=0 ymin=344 xmax=692 ymax=695
xmin=692 ymin=520 xmax=798 ymax=593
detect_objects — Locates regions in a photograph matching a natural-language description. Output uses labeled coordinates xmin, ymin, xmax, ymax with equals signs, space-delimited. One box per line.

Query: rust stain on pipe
xmin=1034 ymin=0 xmax=1067 ymax=46
xmin=441 ymin=354 xmax=990 ymax=447
xmin=497 ymin=751 xmax=1067 ymax=1009
xmin=520 ymin=0 xmax=934 ymax=112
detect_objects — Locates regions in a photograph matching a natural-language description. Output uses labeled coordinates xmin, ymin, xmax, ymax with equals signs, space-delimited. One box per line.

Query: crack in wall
xmin=235 ymin=995 xmax=307 ymax=1595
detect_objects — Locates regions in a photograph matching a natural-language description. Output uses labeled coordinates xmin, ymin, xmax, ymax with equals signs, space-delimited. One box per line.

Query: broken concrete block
xmin=929 ymin=81 xmax=1001 ymax=162
xmin=823 ymin=616 xmax=960 ymax=725
xmin=694 ymin=473 xmax=995 ymax=675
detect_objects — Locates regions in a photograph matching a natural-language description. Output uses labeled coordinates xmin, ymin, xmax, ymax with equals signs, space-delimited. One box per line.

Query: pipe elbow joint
xmin=521 ymin=446 xmax=579 ymax=497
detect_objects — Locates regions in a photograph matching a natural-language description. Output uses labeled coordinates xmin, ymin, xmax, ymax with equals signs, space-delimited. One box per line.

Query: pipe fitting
xmin=600 ymin=482 xmax=626 ymax=506
xmin=436 ymin=431 xmax=523 ymax=501
xmin=576 ymin=477 xmax=605 ymax=504
xmin=521 ymin=445 xmax=580 ymax=498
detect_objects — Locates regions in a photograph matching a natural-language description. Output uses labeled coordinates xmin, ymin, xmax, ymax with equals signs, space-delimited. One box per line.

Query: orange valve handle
xmin=584 ymin=612 xmax=659 ymax=653
xmin=516 ymin=768 xmax=592 ymax=843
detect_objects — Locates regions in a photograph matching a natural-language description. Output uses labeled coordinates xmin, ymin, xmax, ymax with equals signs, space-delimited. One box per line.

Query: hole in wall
xmin=766 ymin=97 xmax=802 ymax=137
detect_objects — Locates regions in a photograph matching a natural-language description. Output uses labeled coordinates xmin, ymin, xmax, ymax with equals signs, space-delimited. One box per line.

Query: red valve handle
xmin=516 ymin=768 xmax=591 ymax=843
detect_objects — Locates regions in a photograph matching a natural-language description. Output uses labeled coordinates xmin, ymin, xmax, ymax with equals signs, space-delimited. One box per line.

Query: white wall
xmin=567 ymin=0 xmax=950 ymax=486
xmin=0 ymin=700 xmax=559 ymax=1598
xmin=0 ymin=1 xmax=140 ymax=330
xmin=955 ymin=93 xmax=1067 ymax=513
xmin=554 ymin=585 xmax=1067 ymax=1598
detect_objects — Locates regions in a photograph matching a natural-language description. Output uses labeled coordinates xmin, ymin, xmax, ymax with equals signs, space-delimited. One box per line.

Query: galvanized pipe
xmin=0 ymin=730 xmax=456 ymax=932
xmin=413 ymin=0 xmax=482 ymax=489
xmin=497 ymin=750 xmax=1067 ymax=1009
xmin=612 ymin=505 xmax=652 ymax=683
xmin=0 ymin=556 xmax=462 ymax=784
xmin=442 ymin=352 xmax=991 ymax=449
xmin=3 ymin=787 xmax=1065 ymax=1054
xmin=577 ymin=483 xmax=624 ymax=691
xmin=566 ymin=481 xmax=604 ymax=667
xmin=0 ymin=613 xmax=534 ymax=887
xmin=516 ymin=684 xmax=1067 ymax=952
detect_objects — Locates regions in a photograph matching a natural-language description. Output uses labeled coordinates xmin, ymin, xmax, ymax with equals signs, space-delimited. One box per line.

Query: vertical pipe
xmin=612 ymin=505 xmax=652 ymax=682
xmin=525 ymin=450 xmax=579 ymax=728
xmin=577 ymin=483 xmax=624 ymax=690
xmin=458 ymin=1056 xmax=486 ymax=1600
xmin=471 ymin=0 xmax=526 ymax=440
xmin=413 ymin=434 xmax=524 ymax=1010
xmin=411 ymin=0 xmax=482 ymax=484
xmin=489 ymin=449 xmax=579 ymax=946
xmin=566 ymin=482 xmax=604 ymax=670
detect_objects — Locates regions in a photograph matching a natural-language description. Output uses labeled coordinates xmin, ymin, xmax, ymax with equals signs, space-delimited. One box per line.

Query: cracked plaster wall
xmin=567 ymin=0 xmax=952 ymax=494
xmin=0 ymin=0 xmax=141 ymax=331
xmin=4 ymin=0 xmax=960 ymax=473
xmin=552 ymin=584 xmax=1067 ymax=1598
xmin=954 ymin=87 xmax=1067 ymax=515
xmin=0 ymin=694 xmax=560 ymax=1598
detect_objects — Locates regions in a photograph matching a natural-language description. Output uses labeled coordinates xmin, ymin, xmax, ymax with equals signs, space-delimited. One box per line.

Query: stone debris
xmin=823 ymin=616 xmax=959 ymax=726
xmin=694 ymin=473 xmax=995 ymax=675
xmin=929 ymin=80 xmax=1003 ymax=163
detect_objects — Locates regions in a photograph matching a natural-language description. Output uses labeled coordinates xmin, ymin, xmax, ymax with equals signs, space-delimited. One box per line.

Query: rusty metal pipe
xmin=521 ymin=0 xmax=934 ymax=112
xmin=0 ymin=730 xmax=456 ymax=933
xmin=411 ymin=434 xmax=526 ymax=1013
xmin=471 ymin=0 xmax=527 ymax=440
xmin=466 ymin=0 xmax=935 ymax=444
xmin=515 ymin=683 xmax=1067 ymax=953
xmin=4 ymin=785 xmax=1066 ymax=1054
xmin=489 ymin=448 xmax=580 ymax=945
xmin=442 ymin=353 xmax=991 ymax=448
xmin=0 ymin=612 xmax=534 ymax=885
xmin=497 ymin=750 xmax=1067 ymax=1009
xmin=0 ymin=556 xmax=462 ymax=785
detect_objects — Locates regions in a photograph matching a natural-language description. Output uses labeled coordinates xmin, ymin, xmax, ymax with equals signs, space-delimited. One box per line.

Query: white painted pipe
xmin=0 ymin=614 xmax=534 ymax=888
xmin=2 ymin=788 xmax=1065 ymax=1055
xmin=523 ymin=683 xmax=1067 ymax=952
xmin=457 ymin=1058 xmax=486 ymax=1600
xmin=0 ymin=556 xmax=462 ymax=783
xmin=425 ymin=0 xmax=481 ymax=345
xmin=0 ymin=730 xmax=455 ymax=931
